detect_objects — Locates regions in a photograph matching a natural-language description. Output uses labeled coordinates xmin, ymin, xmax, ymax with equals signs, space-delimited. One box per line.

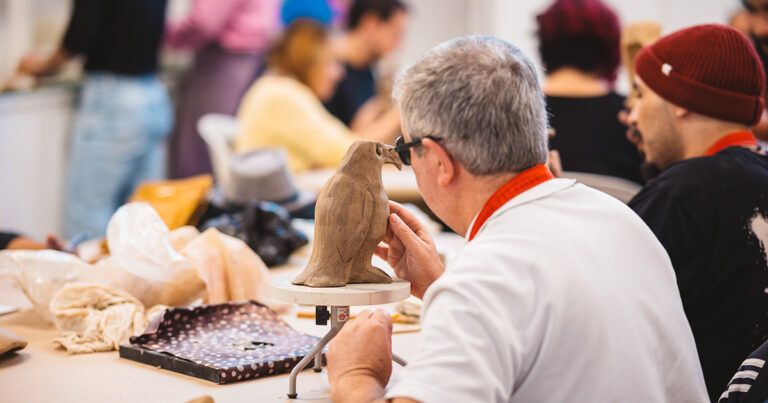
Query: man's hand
xmin=327 ymin=310 xmax=393 ymax=403
xmin=17 ymin=54 xmax=52 ymax=76
xmin=375 ymin=202 xmax=444 ymax=299
xmin=547 ymin=150 xmax=563 ymax=178
xmin=17 ymin=49 xmax=72 ymax=77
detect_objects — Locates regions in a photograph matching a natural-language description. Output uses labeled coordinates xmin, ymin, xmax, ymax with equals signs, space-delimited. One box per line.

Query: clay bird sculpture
xmin=292 ymin=140 xmax=402 ymax=287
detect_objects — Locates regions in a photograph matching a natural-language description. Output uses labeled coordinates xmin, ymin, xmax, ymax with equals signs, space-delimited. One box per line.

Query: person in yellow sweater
xmin=235 ymin=19 xmax=399 ymax=172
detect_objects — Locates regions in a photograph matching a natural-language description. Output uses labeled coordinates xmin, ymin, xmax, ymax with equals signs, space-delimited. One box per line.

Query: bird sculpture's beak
xmin=382 ymin=145 xmax=403 ymax=170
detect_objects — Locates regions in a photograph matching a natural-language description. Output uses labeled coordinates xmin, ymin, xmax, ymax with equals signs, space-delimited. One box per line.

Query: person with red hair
xmin=537 ymin=0 xmax=643 ymax=184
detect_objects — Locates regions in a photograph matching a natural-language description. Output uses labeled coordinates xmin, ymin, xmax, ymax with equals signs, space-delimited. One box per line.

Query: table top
xmin=0 ymin=231 xmax=467 ymax=403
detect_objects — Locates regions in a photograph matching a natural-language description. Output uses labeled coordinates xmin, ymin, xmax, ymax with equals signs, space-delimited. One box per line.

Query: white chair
xmin=197 ymin=114 xmax=241 ymax=194
xmin=562 ymin=171 xmax=642 ymax=204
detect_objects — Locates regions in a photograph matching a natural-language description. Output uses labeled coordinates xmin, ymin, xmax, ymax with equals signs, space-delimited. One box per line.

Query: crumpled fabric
xmin=173 ymin=227 xmax=287 ymax=311
xmin=51 ymin=282 xmax=148 ymax=354
xmin=1 ymin=204 xmax=286 ymax=353
xmin=94 ymin=203 xmax=207 ymax=308
xmin=0 ymin=250 xmax=106 ymax=323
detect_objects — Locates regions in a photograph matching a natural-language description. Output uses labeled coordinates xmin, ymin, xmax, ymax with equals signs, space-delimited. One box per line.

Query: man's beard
xmin=629 ymin=126 xmax=662 ymax=182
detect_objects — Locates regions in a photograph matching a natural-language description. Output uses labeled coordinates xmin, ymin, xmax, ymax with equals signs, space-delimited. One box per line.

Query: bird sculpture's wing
xmin=331 ymin=184 xmax=375 ymax=263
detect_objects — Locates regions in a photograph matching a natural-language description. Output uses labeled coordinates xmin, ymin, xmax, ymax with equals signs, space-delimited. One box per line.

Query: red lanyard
xmin=468 ymin=164 xmax=554 ymax=241
xmin=704 ymin=131 xmax=759 ymax=156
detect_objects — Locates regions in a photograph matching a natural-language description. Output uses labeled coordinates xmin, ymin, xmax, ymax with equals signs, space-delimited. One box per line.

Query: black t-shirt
xmin=324 ymin=64 xmax=376 ymax=125
xmin=547 ymin=93 xmax=643 ymax=184
xmin=62 ymin=0 xmax=168 ymax=76
xmin=629 ymin=146 xmax=768 ymax=401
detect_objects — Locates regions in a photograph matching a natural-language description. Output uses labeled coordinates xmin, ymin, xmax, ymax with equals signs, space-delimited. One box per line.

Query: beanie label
xmin=662 ymin=63 xmax=672 ymax=76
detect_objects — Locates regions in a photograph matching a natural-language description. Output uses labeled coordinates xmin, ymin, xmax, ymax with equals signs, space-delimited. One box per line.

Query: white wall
xmin=0 ymin=88 xmax=76 ymax=238
xmin=395 ymin=0 xmax=476 ymax=70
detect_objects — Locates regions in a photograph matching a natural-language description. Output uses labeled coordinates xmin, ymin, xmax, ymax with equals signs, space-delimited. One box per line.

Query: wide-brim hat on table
xmin=226 ymin=148 xmax=316 ymax=214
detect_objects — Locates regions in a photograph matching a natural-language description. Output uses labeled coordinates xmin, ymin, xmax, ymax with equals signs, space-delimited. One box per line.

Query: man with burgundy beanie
xmin=627 ymin=24 xmax=768 ymax=400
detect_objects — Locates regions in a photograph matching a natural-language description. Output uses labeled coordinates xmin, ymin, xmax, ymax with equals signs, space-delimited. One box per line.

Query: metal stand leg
xmin=313 ymin=350 xmax=323 ymax=372
xmin=287 ymin=326 xmax=339 ymax=398
xmin=392 ymin=353 xmax=408 ymax=367
xmin=288 ymin=306 xmax=350 ymax=399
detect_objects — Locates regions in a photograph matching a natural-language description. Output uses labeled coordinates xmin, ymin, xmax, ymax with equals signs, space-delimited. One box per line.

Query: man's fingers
xmin=372 ymin=309 xmax=393 ymax=333
xmin=548 ymin=150 xmax=563 ymax=178
xmin=389 ymin=213 xmax=422 ymax=247
xmin=388 ymin=202 xmax=428 ymax=234
xmin=357 ymin=310 xmax=374 ymax=319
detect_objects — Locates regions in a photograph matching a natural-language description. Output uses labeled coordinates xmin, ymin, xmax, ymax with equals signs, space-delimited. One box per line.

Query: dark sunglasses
xmin=394 ymin=135 xmax=442 ymax=166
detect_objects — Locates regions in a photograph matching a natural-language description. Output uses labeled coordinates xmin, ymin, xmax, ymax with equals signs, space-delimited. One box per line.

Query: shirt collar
xmin=464 ymin=177 xmax=576 ymax=240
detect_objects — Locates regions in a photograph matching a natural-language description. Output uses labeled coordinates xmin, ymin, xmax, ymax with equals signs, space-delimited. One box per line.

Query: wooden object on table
xmin=0 ymin=327 xmax=27 ymax=355
xmin=621 ymin=21 xmax=662 ymax=107
xmin=292 ymin=140 xmax=402 ymax=287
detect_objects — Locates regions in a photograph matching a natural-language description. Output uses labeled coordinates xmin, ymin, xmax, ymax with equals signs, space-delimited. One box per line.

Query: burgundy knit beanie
xmin=635 ymin=24 xmax=765 ymax=126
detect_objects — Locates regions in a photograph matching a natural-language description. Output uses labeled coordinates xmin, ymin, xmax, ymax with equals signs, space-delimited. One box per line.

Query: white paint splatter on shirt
xmin=751 ymin=213 xmax=768 ymax=267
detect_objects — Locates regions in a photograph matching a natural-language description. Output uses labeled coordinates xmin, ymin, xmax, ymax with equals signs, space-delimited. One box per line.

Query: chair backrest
xmin=197 ymin=114 xmax=241 ymax=193
xmin=562 ymin=171 xmax=642 ymax=204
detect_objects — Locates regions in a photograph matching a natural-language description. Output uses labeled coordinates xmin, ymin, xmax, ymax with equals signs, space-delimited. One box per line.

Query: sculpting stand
xmin=270 ymin=277 xmax=411 ymax=399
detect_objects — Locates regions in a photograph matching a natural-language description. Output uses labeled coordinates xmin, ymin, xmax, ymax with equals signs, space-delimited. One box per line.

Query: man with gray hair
xmin=324 ymin=36 xmax=707 ymax=402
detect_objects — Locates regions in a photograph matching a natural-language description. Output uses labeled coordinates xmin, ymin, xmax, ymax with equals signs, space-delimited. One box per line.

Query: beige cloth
xmin=51 ymin=282 xmax=147 ymax=354
xmin=177 ymin=228 xmax=271 ymax=305
xmin=235 ymin=75 xmax=355 ymax=173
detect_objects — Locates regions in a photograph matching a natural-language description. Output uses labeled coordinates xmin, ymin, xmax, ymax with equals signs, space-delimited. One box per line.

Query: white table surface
xmin=0 ymin=232 xmax=465 ymax=403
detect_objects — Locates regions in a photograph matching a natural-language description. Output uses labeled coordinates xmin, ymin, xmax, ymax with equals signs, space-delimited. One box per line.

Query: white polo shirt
xmin=386 ymin=179 xmax=708 ymax=402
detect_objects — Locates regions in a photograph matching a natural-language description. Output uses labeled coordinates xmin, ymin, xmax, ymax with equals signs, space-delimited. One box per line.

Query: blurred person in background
xmin=17 ymin=0 xmax=172 ymax=238
xmin=280 ymin=0 xmax=336 ymax=26
xmin=537 ymin=0 xmax=643 ymax=184
xmin=0 ymin=232 xmax=60 ymax=251
xmin=323 ymin=0 xmax=406 ymax=142
xmin=280 ymin=0 xmax=353 ymax=28
xmin=741 ymin=0 xmax=768 ymax=141
xmin=166 ymin=0 xmax=280 ymax=179
xmin=234 ymin=19 xmax=395 ymax=173
xmin=743 ymin=0 xmax=768 ymax=77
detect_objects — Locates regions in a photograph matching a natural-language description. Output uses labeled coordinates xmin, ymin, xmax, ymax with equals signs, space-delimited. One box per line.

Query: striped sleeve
xmin=719 ymin=345 xmax=768 ymax=403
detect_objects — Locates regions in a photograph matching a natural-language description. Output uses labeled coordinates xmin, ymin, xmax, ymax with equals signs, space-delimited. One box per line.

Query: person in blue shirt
xmin=323 ymin=0 xmax=406 ymax=143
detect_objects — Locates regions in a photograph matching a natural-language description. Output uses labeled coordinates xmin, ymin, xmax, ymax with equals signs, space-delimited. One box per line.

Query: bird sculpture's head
xmin=339 ymin=140 xmax=403 ymax=176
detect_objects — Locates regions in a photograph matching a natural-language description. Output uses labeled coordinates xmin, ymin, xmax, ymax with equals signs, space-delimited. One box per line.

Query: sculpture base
xmin=269 ymin=277 xmax=411 ymax=306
